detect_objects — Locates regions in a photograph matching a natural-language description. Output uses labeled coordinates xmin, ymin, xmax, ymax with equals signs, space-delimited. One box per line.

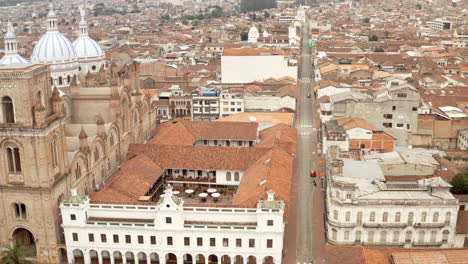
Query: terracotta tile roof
xmin=391 ymin=250 xmax=468 ymax=264
xmin=128 ymin=144 xmax=270 ymax=171
xmin=456 ymin=210 xmax=468 ymax=234
xmin=150 ymin=120 xmax=258 ymax=143
xmin=256 ymin=123 xmax=297 ymax=156
xmin=454 ymin=194 xmax=468 ymax=202
xmin=90 ymin=154 xmax=163 ymax=204
xmin=223 ymin=48 xmax=287 ymax=56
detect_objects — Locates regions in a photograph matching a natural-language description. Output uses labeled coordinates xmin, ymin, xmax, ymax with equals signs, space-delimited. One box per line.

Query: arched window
xmin=13 ymin=203 xmax=26 ymax=219
xmin=368 ymin=231 xmax=374 ymax=243
xmin=418 ymin=231 xmax=425 ymax=243
xmin=51 ymin=139 xmax=59 ymax=168
xmin=94 ymin=148 xmax=100 ymax=163
xmin=408 ymin=212 xmax=414 ymax=225
xmin=345 ymin=211 xmax=350 ymax=222
xmin=110 ymin=134 xmax=115 ymax=146
xmin=226 ymin=172 xmax=231 ymax=181
xmin=75 ymin=164 xmax=81 ymax=180
xmin=6 ymin=147 xmax=22 ymax=173
xmin=355 ymin=231 xmax=361 ymax=242
xmin=333 ymin=210 xmax=338 ymax=220
xmin=433 ymin=212 xmax=439 ymax=222
xmin=421 ymin=212 xmax=427 ymax=222
xmin=234 ymin=172 xmax=239 ymax=181
xmin=442 ymin=230 xmax=449 ymax=243
xmin=67 ymin=75 xmax=71 ymax=84
xmin=445 ymin=212 xmax=451 ymax=225
xmin=59 ymin=77 xmax=63 ymax=85
xmin=392 ymin=231 xmax=399 ymax=243
xmin=357 ymin=212 xmax=362 ymax=225
xmin=2 ymin=96 xmax=15 ymax=123
xmin=382 ymin=212 xmax=388 ymax=222
xmin=405 ymin=231 xmax=412 ymax=242
xmin=430 ymin=230 xmax=437 ymax=243
xmin=380 ymin=231 xmax=387 ymax=243
xmin=331 ymin=229 xmax=337 ymax=241
xmin=344 ymin=230 xmax=349 ymax=240
xmin=395 ymin=212 xmax=401 ymax=222
xmin=369 ymin=212 xmax=375 ymax=222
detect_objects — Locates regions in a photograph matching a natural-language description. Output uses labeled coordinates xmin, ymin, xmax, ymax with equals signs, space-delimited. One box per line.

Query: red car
xmin=310 ymin=170 xmax=317 ymax=177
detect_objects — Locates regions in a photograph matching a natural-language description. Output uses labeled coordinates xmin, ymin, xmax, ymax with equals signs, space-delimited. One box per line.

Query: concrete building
xmin=220 ymin=92 xmax=244 ymax=118
xmin=431 ymin=19 xmax=452 ymax=31
xmin=457 ymin=129 xmax=468 ymax=150
xmin=325 ymin=146 xmax=459 ymax=248
xmin=244 ymin=94 xmax=296 ymax=112
xmin=192 ymin=95 xmax=220 ymax=121
xmin=326 ymin=81 xmax=420 ymax=146
xmin=221 ymin=49 xmax=297 ymax=83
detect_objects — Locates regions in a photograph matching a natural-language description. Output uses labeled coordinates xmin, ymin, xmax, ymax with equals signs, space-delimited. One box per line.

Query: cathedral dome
xmin=0 ymin=22 xmax=28 ymax=65
xmin=248 ymin=26 xmax=259 ymax=36
xmin=31 ymin=5 xmax=77 ymax=63
xmin=73 ymin=37 xmax=104 ymax=58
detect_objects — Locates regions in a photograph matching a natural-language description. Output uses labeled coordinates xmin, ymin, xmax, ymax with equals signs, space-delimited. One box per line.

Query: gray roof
xmin=342 ymin=158 xmax=385 ymax=181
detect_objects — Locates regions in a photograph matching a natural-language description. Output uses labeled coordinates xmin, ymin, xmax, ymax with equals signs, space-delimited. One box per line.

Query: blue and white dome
xmin=31 ymin=5 xmax=77 ymax=63
xmin=0 ymin=21 xmax=28 ymax=65
xmin=73 ymin=8 xmax=104 ymax=59
xmin=73 ymin=37 xmax=104 ymax=58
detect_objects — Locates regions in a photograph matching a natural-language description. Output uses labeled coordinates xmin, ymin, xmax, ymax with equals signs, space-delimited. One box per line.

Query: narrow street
xmin=294 ymin=18 xmax=327 ymax=264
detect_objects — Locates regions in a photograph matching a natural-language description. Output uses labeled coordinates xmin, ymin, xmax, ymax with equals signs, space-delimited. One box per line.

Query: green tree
xmin=416 ymin=3 xmax=422 ymax=9
xmin=369 ymin=35 xmax=378 ymax=41
xmin=182 ymin=19 xmax=188 ymax=25
xmin=264 ymin=11 xmax=270 ymax=19
xmin=240 ymin=30 xmax=248 ymax=41
xmin=451 ymin=174 xmax=468 ymax=194
xmin=363 ymin=17 xmax=370 ymax=23
xmin=193 ymin=19 xmax=200 ymax=26
xmin=0 ymin=246 xmax=33 ymax=264
xmin=405 ymin=77 xmax=414 ymax=83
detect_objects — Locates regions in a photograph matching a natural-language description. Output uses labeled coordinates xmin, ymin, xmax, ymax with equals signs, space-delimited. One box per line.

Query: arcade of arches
xmin=69 ymin=250 xmax=275 ymax=264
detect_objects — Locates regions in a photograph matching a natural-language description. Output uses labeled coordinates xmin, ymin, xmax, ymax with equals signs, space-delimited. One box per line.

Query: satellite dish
xmin=249 ymin=116 xmax=257 ymax=122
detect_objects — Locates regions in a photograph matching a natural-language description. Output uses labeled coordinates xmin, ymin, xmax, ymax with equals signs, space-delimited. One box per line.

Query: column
xmin=146 ymin=253 xmax=151 ymax=264
xmin=135 ymin=253 xmax=139 ymax=264
xmin=98 ymin=252 xmax=103 ymax=264
xmin=67 ymin=251 xmax=75 ymax=264
xmin=123 ymin=255 xmax=127 ymax=264
xmin=110 ymin=253 xmax=115 ymax=264
xmin=159 ymin=254 xmax=166 ymax=264
xmin=84 ymin=253 xmax=91 ymax=264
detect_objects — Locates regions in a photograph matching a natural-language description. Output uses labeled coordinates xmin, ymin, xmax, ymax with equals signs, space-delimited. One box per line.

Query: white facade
xmin=221 ymin=55 xmax=297 ymax=83
xmin=192 ymin=96 xmax=220 ymax=121
xmin=325 ymin=149 xmax=459 ymax=248
xmin=248 ymin=26 xmax=259 ymax=44
xmin=244 ymin=95 xmax=296 ymax=112
xmin=61 ymin=187 xmax=285 ymax=264
xmin=457 ymin=129 xmax=468 ymax=150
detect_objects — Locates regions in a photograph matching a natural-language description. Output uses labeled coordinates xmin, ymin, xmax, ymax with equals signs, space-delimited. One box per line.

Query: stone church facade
xmin=0 ymin=61 xmax=157 ymax=263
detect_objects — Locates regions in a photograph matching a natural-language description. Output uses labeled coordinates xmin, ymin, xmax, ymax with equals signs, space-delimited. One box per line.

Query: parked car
xmin=310 ymin=170 xmax=317 ymax=177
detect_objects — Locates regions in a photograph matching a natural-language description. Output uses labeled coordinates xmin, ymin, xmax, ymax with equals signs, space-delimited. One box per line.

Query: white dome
xmin=32 ymin=31 xmax=77 ymax=63
xmin=0 ymin=54 xmax=28 ymax=65
xmin=249 ymin=26 xmax=259 ymax=35
xmin=73 ymin=37 xmax=104 ymax=58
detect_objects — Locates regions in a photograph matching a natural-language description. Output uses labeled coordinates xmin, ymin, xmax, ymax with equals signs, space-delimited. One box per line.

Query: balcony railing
xmin=412 ymin=241 xmax=443 ymax=247
xmin=327 ymin=219 xmax=356 ymax=228
xmin=166 ymin=175 xmax=216 ymax=183
xmin=413 ymin=222 xmax=446 ymax=228
xmin=363 ymin=222 xmax=408 ymax=228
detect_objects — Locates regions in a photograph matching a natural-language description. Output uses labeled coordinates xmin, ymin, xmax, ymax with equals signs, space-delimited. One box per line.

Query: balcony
xmin=165 ymin=174 xmax=216 ymax=184
xmin=363 ymin=223 xmax=408 ymax=228
xmin=327 ymin=219 xmax=356 ymax=228
xmin=362 ymin=241 xmax=405 ymax=246
xmin=413 ymin=222 xmax=446 ymax=228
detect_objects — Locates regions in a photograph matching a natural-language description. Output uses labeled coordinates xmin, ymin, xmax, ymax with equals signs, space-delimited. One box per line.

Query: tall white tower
xmin=0 ymin=22 xmax=28 ymax=65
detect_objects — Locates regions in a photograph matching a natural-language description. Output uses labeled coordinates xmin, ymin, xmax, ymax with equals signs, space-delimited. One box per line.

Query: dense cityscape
xmin=0 ymin=0 xmax=467 ymax=263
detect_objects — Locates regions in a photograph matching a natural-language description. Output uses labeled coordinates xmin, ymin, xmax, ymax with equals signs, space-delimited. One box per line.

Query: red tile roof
xmin=223 ymin=48 xmax=287 ymax=56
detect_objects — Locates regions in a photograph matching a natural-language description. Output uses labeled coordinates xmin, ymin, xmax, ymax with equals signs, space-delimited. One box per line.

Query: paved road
xmin=294 ymin=20 xmax=326 ymax=264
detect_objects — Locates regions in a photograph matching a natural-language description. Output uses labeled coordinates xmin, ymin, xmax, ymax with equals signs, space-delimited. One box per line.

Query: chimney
xmin=71 ymin=187 xmax=78 ymax=196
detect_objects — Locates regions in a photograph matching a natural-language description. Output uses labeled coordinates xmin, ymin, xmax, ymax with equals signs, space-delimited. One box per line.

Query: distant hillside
xmin=0 ymin=0 xmax=43 ymax=7
xmin=240 ymin=0 xmax=277 ymax=13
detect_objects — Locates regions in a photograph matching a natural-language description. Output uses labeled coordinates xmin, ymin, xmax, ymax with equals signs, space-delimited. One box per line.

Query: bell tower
xmin=0 ymin=63 xmax=69 ymax=263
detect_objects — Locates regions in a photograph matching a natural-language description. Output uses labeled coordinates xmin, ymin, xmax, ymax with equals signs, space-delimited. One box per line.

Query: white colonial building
xmin=325 ymin=146 xmax=459 ymax=248
xmin=61 ymin=187 xmax=283 ymax=264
